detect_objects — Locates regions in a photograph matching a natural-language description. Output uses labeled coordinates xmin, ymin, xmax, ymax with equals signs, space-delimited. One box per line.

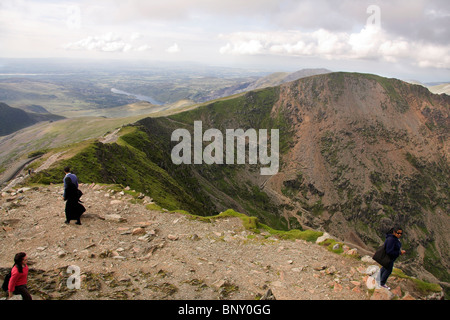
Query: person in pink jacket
xmin=8 ymin=252 xmax=32 ymax=300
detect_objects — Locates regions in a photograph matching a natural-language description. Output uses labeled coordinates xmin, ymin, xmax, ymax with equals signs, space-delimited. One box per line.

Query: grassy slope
xmin=160 ymin=87 xmax=295 ymax=229
xmin=0 ymin=115 xmax=150 ymax=173
xmin=29 ymin=126 xmax=212 ymax=215
xmin=28 ymin=86 xmax=295 ymax=230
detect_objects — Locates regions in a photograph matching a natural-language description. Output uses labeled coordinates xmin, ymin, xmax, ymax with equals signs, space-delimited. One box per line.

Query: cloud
xmin=1 ymin=0 xmax=448 ymax=78
xmin=130 ymin=32 xmax=143 ymax=41
xmin=136 ymin=44 xmax=152 ymax=52
xmin=96 ymin=0 xmax=281 ymax=21
xmin=166 ymin=43 xmax=181 ymax=53
xmin=64 ymin=32 xmax=152 ymax=53
xmin=219 ymin=38 xmax=264 ymax=55
xmin=219 ymin=24 xmax=450 ymax=69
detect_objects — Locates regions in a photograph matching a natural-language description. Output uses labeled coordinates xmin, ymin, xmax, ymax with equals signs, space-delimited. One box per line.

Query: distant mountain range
xmin=199 ymin=68 xmax=332 ymax=102
xmin=426 ymin=83 xmax=450 ymax=95
xmin=406 ymin=80 xmax=450 ymax=95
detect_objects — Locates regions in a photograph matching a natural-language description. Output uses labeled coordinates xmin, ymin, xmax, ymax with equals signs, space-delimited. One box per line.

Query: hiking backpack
xmin=2 ymin=269 xmax=12 ymax=292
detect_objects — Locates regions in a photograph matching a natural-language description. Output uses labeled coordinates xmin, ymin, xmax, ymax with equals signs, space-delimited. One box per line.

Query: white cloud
xmin=93 ymin=0 xmax=281 ymax=22
xmin=130 ymin=32 xmax=143 ymax=41
xmin=136 ymin=44 xmax=152 ymax=52
xmin=1 ymin=0 xmax=448 ymax=79
xmin=219 ymin=25 xmax=450 ymax=68
xmin=64 ymin=32 xmax=152 ymax=53
xmin=166 ymin=43 xmax=181 ymax=53
xmin=219 ymin=39 xmax=263 ymax=55
xmin=414 ymin=44 xmax=450 ymax=68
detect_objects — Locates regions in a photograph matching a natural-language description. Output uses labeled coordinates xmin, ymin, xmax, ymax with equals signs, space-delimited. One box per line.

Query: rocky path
xmin=0 ymin=183 xmax=432 ymax=300
xmin=0 ymin=155 xmax=42 ymax=186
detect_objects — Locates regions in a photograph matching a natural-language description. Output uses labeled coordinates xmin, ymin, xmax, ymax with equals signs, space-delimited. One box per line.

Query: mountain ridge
xmin=3 ymin=71 xmax=450 ymax=293
xmin=0 ymin=102 xmax=64 ymax=136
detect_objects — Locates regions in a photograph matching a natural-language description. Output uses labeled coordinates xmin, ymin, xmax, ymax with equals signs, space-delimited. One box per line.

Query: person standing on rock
xmin=8 ymin=252 xmax=32 ymax=300
xmin=380 ymin=227 xmax=405 ymax=290
xmin=63 ymin=176 xmax=85 ymax=225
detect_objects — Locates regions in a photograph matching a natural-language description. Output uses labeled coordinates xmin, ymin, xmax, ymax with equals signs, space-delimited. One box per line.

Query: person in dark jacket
xmin=380 ymin=227 xmax=406 ymax=289
xmin=63 ymin=176 xmax=85 ymax=225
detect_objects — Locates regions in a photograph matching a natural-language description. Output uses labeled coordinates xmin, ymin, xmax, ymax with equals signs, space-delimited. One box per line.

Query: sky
xmin=0 ymin=0 xmax=449 ymax=82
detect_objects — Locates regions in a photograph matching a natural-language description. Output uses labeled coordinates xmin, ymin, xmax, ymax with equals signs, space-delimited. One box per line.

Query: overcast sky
xmin=0 ymin=0 xmax=449 ymax=82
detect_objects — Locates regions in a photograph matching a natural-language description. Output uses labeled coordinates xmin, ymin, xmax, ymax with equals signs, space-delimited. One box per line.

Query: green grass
xmin=29 ymin=125 xmax=211 ymax=214
xmin=318 ymin=238 xmax=345 ymax=254
xmin=145 ymin=87 xmax=294 ymax=230
xmin=392 ymin=269 xmax=442 ymax=295
xmin=146 ymin=203 xmax=164 ymax=211
xmin=168 ymin=208 xmax=323 ymax=242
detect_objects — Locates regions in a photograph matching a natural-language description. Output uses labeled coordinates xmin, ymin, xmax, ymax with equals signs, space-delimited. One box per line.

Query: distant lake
xmin=111 ymin=88 xmax=163 ymax=105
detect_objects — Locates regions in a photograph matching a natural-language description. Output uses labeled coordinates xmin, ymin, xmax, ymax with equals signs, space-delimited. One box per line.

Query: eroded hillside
xmin=269 ymin=73 xmax=449 ymax=285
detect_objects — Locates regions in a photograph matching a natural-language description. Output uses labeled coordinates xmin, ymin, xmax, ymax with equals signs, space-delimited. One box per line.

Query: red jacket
xmin=8 ymin=264 xmax=28 ymax=292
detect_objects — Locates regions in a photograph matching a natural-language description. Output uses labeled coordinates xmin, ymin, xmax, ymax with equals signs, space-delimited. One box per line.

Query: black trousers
xmin=380 ymin=260 xmax=395 ymax=286
xmin=13 ymin=285 xmax=32 ymax=300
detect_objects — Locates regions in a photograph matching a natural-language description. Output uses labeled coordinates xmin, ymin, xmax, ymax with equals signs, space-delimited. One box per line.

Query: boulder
xmin=402 ymin=293 xmax=416 ymax=300
xmin=132 ymin=227 xmax=146 ymax=235
xmin=361 ymin=255 xmax=376 ymax=263
xmin=260 ymin=288 xmax=276 ymax=300
xmin=370 ymin=288 xmax=393 ymax=300
xmin=316 ymin=233 xmax=332 ymax=244
xmin=366 ymin=275 xmax=381 ymax=290
xmin=365 ymin=265 xmax=380 ymax=276
xmin=345 ymin=248 xmax=358 ymax=256
xmin=104 ymin=214 xmax=126 ymax=223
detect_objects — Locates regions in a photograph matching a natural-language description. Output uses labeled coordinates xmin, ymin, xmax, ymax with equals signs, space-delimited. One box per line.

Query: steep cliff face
xmin=265 ymin=73 xmax=449 ymax=283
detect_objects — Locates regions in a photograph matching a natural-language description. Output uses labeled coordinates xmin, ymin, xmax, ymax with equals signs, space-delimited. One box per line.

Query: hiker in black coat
xmin=63 ymin=176 xmax=85 ymax=225
xmin=380 ymin=227 xmax=406 ymax=289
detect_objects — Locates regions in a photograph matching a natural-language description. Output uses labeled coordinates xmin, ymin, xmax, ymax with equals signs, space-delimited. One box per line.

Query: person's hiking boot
xmin=381 ymin=284 xmax=391 ymax=290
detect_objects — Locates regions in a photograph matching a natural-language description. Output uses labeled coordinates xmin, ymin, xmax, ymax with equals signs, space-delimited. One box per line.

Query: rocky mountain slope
xmin=270 ymin=73 xmax=449 ymax=285
xmin=0 ymin=182 xmax=443 ymax=300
